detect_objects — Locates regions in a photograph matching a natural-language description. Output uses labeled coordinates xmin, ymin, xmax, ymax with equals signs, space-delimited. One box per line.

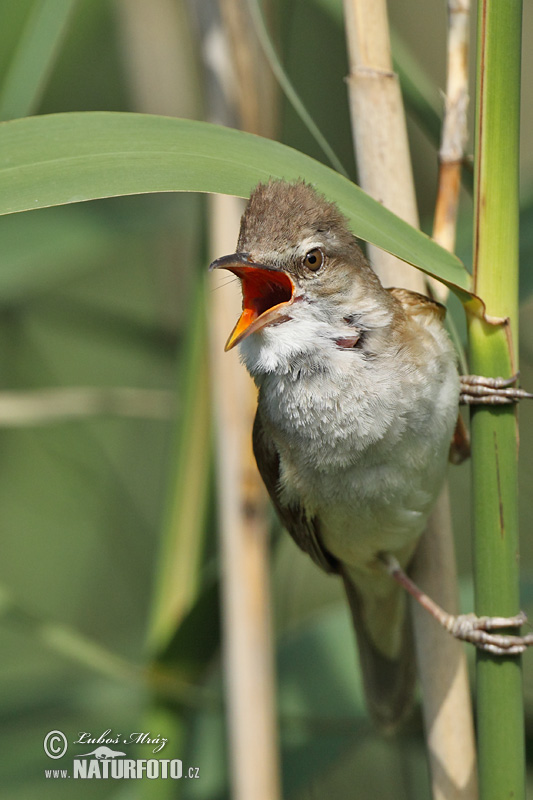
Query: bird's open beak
xmin=209 ymin=252 xmax=295 ymax=351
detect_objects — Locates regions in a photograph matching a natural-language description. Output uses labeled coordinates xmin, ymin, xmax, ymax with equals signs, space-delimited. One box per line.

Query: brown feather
xmin=252 ymin=409 xmax=337 ymax=574
xmin=389 ymin=286 xmax=470 ymax=467
xmin=341 ymin=570 xmax=417 ymax=731
xmin=387 ymin=286 xmax=447 ymax=321
xmin=449 ymin=412 xmax=471 ymax=464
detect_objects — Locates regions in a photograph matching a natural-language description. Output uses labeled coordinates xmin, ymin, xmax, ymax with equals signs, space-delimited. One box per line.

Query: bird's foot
xmin=445 ymin=612 xmax=533 ymax=655
xmin=381 ymin=553 xmax=533 ymax=655
xmin=460 ymin=373 xmax=533 ymax=405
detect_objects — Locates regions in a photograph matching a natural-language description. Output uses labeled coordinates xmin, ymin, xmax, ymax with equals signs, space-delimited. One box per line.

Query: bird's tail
xmin=341 ymin=569 xmax=416 ymax=731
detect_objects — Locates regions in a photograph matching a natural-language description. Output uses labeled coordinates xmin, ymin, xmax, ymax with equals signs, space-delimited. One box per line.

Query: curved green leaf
xmin=0 ymin=112 xmax=472 ymax=296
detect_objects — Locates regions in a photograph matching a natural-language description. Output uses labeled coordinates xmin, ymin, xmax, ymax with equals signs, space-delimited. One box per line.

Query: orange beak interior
xmin=224 ymin=265 xmax=294 ymax=350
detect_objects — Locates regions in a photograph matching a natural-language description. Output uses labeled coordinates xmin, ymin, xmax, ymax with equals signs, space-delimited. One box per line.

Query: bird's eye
xmin=302 ymin=248 xmax=324 ymax=271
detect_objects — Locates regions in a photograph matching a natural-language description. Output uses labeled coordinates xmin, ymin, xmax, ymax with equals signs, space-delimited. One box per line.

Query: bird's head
xmin=209 ymin=180 xmax=392 ymax=370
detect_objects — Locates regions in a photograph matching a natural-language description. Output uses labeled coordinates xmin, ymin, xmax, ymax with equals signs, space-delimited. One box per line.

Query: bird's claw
xmin=383 ymin=553 xmax=533 ymax=656
xmin=460 ymin=373 xmax=533 ymax=405
xmin=447 ymin=611 xmax=533 ymax=655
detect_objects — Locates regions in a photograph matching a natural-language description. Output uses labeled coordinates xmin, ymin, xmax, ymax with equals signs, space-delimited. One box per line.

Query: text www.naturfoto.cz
xmin=45 ymin=759 xmax=188 ymax=779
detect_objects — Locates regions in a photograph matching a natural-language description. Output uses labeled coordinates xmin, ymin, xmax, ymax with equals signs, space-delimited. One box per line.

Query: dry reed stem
xmin=208 ymin=194 xmax=280 ymax=800
xmin=114 ymin=0 xmax=199 ymax=119
xmin=220 ymin=0 xmax=278 ymax=137
xmin=413 ymin=7 xmax=477 ymax=796
xmin=432 ymin=0 xmax=470 ymax=301
xmin=343 ymin=2 xmax=477 ymax=798
xmin=206 ymin=3 xmax=281 ymax=799
xmin=342 ymin=0 xmax=423 ymax=290
xmin=0 ymin=387 xmax=174 ymax=424
xmin=411 ymin=498 xmax=478 ymax=800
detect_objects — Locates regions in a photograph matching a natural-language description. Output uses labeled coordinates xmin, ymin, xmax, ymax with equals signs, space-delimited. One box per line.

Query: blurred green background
xmin=0 ymin=0 xmax=532 ymax=798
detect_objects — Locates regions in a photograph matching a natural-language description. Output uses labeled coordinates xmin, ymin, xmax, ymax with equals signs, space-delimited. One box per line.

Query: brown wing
xmin=387 ymin=286 xmax=447 ymax=321
xmin=449 ymin=412 xmax=470 ymax=464
xmin=252 ymin=409 xmax=338 ymax=574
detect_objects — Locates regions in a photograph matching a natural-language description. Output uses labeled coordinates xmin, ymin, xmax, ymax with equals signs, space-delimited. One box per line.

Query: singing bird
xmin=210 ymin=179 xmax=531 ymax=727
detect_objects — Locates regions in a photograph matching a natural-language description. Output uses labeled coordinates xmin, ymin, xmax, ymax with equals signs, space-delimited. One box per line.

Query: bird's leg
xmin=460 ymin=373 xmax=533 ymax=405
xmin=381 ymin=553 xmax=533 ymax=655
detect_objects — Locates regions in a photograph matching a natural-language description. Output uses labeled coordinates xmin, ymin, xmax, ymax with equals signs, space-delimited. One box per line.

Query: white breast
xmin=247 ymin=309 xmax=460 ymax=572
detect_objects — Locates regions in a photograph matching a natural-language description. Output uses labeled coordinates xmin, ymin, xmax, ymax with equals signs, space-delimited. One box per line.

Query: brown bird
xmin=210 ymin=179 xmax=533 ymax=728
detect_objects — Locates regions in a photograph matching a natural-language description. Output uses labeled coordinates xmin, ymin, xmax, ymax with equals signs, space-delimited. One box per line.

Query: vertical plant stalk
xmin=147 ymin=286 xmax=211 ymax=653
xmin=416 ymin=4 xmax=478 ymax=799
xmin=209 ymin=194 xmax=280 ymax=800
xmin=469 ymin=1 xmax=524 ymax=798
xmin=220 ymin=0 xmax=277 ymax=137
xmin=205 ymin=3 xmax=281 ymax=799
xmin=432 ymin=0 xmax=470 ymax=298
xmin=115 ymin=0 xmax=200 ymax=120
xmin=343 ymin=3 xmax=477 ymax=798
xmin=342 ymin=0 xmax=422 ymax=288
xmin=0 ymin=0 xmax=78 ymax=121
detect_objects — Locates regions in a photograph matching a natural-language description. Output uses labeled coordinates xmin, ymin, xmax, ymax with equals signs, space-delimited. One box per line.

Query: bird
xmin=209 ymin=179 xmax=532 ymax=728
xmin=78 ymin=746 xmax=126 ymax=760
